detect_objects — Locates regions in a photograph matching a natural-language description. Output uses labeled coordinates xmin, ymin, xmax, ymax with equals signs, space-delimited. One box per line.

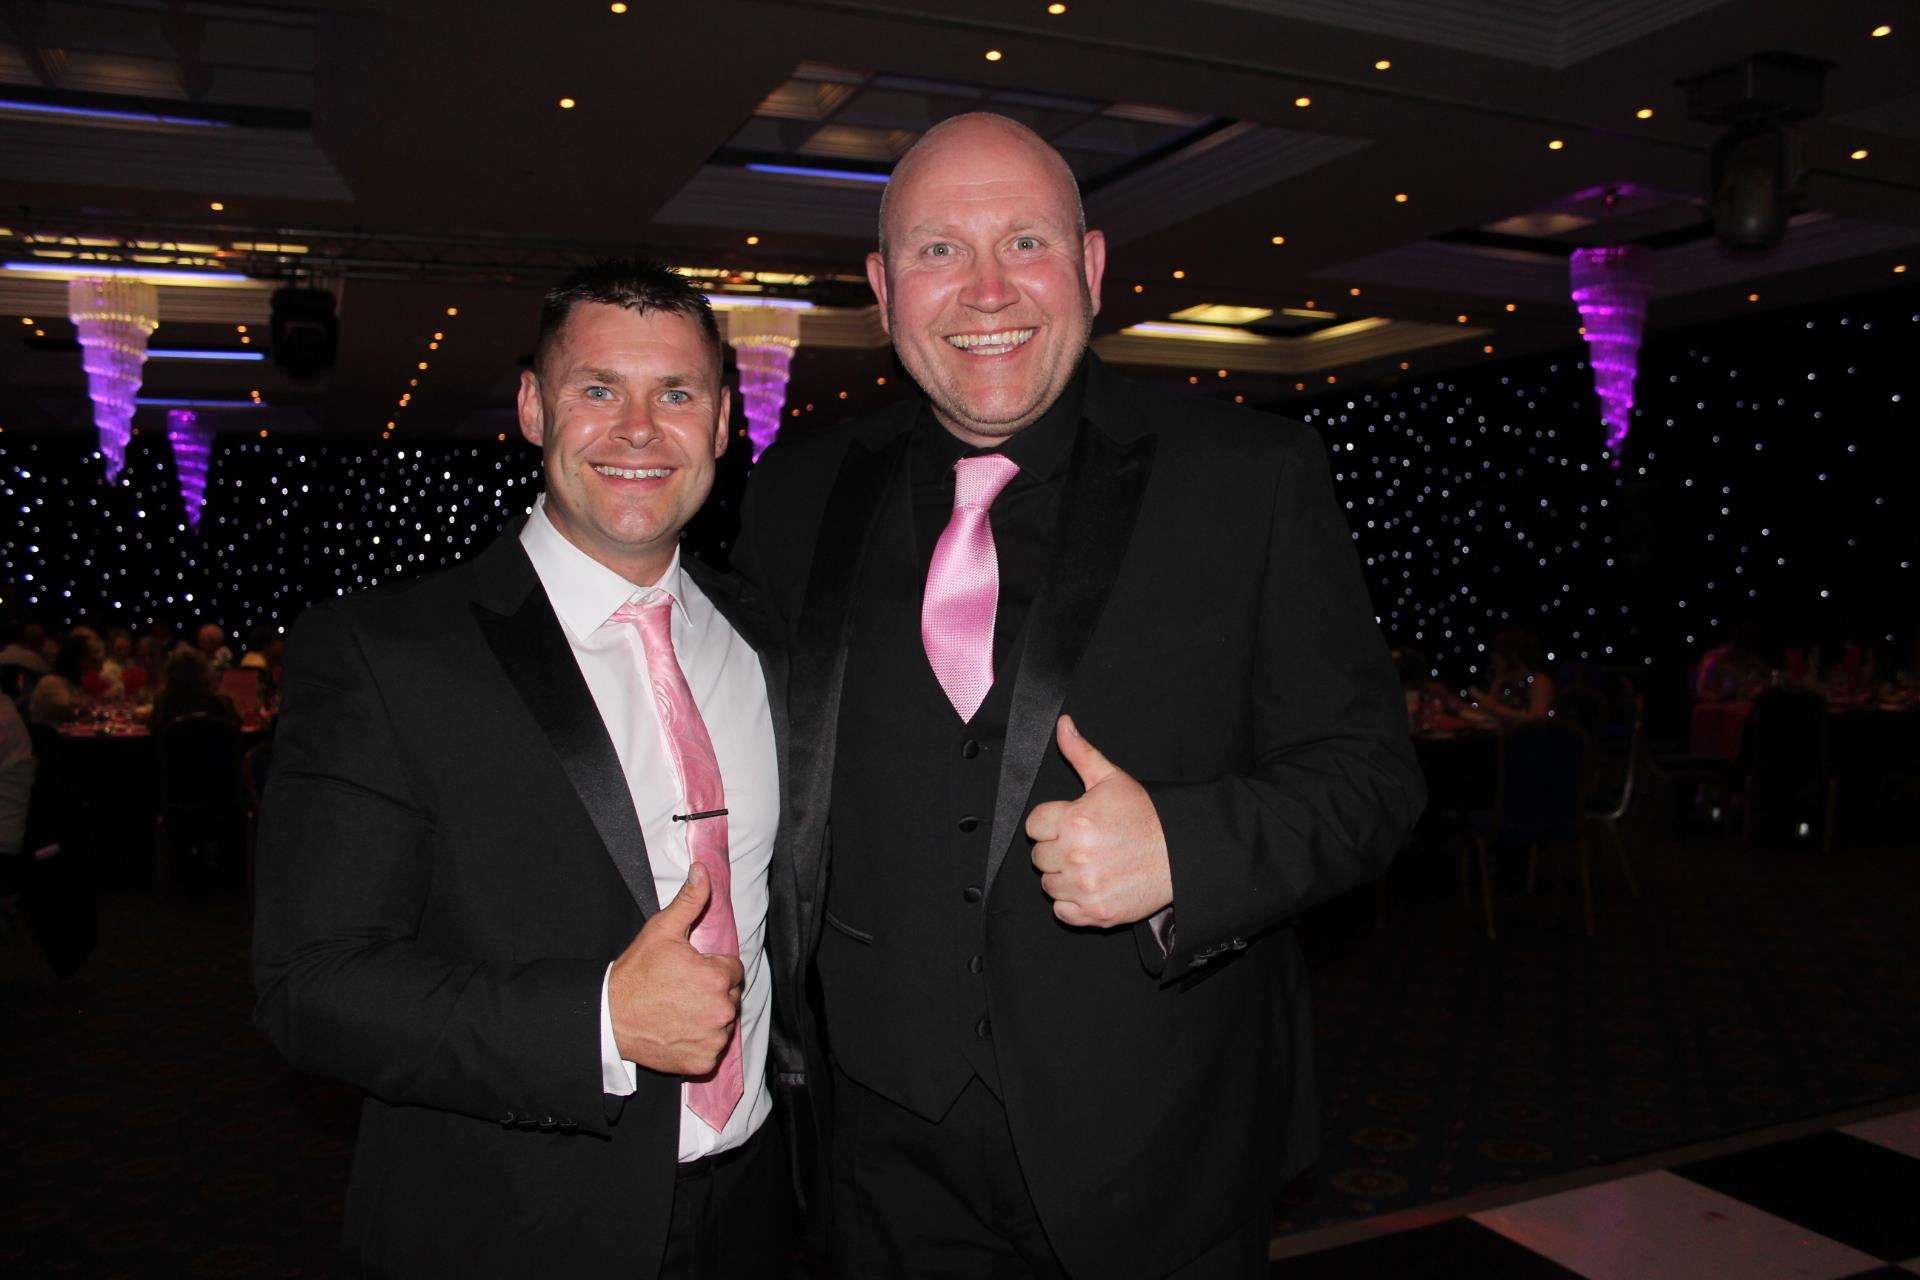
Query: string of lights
xmin=1 ymin=290 xmax=1913 ymax=677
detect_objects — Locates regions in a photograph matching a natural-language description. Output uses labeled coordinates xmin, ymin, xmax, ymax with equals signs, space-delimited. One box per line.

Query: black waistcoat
xmin=819 ymin=379 xmax=1081 ymax=1122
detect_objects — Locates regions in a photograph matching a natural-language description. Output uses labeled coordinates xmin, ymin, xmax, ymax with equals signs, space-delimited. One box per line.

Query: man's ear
xmin=1082 ymin=228 xmax=1108 ymax=319
xmin=713 ymin=385 xmax=733 ymax=459
xmin=517 ymin=369 xmax=546 ymax=446
xmin=865 ymin=251 xmax=892 ymax=335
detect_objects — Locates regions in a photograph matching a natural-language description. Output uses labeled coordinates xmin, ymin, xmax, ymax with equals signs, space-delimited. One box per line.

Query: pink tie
xmin=614 ymin=596 xmax=744 ymax=1133
xmin=922 ymin=453 xmax=1020 ymax=722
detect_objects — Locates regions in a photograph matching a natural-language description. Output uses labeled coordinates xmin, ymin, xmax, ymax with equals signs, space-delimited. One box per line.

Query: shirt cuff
xmin=599 ymin=963 xmax=639 ymax=1096
xmin=1147 ymin=906 xmax=1175 ymax=957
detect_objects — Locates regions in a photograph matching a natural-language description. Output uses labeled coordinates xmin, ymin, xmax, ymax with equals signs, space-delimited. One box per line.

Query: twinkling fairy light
xmin=67 ymin=276 xmax=160 ymax=481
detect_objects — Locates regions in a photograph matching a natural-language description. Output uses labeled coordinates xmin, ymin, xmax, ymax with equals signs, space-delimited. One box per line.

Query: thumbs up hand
xmin=609 ymin=864 xmax=746 ymax=1076
xmin=1024 ymin=716 xmax=1173 ymax=929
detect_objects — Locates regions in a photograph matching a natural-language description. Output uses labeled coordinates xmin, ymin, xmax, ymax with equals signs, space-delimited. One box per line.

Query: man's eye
xmin=584 ymin=386 xmax=613 ymax=400
xmin=925 ymin=243 xmax=952 ymax=258
xmin=661 ymin=390 xmax=691 ymax=404
xmin=1013 ymin=236 xmax=1039 ymax=251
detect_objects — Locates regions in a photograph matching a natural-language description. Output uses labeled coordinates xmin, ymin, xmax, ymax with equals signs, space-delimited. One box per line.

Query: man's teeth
xmin=947 ymin=328 xmax=1035 ymax=354
xmin=592 ymin=465 xmax=672 ymax=479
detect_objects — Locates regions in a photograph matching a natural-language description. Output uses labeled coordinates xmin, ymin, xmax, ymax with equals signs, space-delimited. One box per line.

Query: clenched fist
xmin=607 ymin=864 xmax=744 ymax=1077
xmin=1025 ymin=715 xmax=1174 ymax=929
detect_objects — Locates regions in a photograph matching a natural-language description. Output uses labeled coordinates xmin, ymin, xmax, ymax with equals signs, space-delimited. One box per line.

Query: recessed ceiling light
xmin=1871 ymin=23 xmax=1891 ymax=37
xmin=1393 ymin=192 xmax=1409 ymax=203
xmin=1216 ymin=369 xmax=1228 ymax=378
xmin=1048 ymin=2 xmax=1067 ymax=12
xmin=1483 ymin=344 xmax=1494 ymax=354
xmin=209 ymin=201 xmax=224 ymax=211
xmin=1635 ymin=107 xmax=1654 ymax=119
xmin=1171 ymin=269 xmax=1185 ymax=279
xmin=18 ymin=316 xmax=30 ymax=325
xmin=558 ymin=97 xmax=576 ymax=109
xmin=1505 ymin=303 xmax=1517 ymax=312
xmin=745 ymin=235 xmax=760 ymax=245
xmin=1850 ymin=148 xmax=1869 ymax=160
xmin=446 ymin=306 xmax=458 ymax=316
xmin=1457 ymin=314 xmax=1468 ymax=323
xmin=1132 ymin=283 xmax=1144 ymax=293
xmin=1548 ymin=138 xmax=1565 ymax=150
xmin=985 ymin=49 xmax=1003 ymax=61
xmin=1326 ymin=375 xmax=1337 ymax=384
xmin=610 ymin=2 xmax=627 ymax=11
xmin=1896 ymin=264 xmax=1909 ymax=274
xmin=1374 ymin=59 xmax=1392 ymax=71
xmin=876 ymin=376 xmax=887 ymax=385
xmin=1293 ymin=96 xmax=1311 ymax=108
xmin=1270 ymin=234 xmax=1286 ymax=245
xmin=1747 ymin=292 xmax=1760 ymax=302
xmin=1398 ymin=361 xmax=1410 ymax=370
xmin=1349 ymin=287 xmax=1362 ymax=297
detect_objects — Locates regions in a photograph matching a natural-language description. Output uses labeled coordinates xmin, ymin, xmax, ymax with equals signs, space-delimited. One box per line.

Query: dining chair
xmin=1742 ymin=688 xmax=1837 ymax=852
xmin=155 ymin=713 xmax=244 ymax=896
xmin=1459 ymin=720 xmax=1590 ymax=940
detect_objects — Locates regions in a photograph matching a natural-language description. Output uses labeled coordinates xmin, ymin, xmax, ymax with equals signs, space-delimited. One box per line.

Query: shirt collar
xmin=519 ymin=495 xmax=689 ymax=643
xmin=915 ymin=354 xmax=1087 ymax=482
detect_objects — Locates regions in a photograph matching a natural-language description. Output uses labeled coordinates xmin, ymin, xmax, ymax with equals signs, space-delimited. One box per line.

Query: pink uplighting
xmin=1569 ymin=245 xmax=1651 ymax=467
xmin=725 ymin=306 xmax=803 ymax=462
xmin=166 ymin=408 xmax=213 ymax=529
xmin=66 ymin=277 xmax=160 ymax=482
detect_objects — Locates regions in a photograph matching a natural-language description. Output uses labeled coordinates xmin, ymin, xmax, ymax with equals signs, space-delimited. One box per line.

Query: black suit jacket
xmin=252 ymin=525 xmax=793 ymax=1278
xmin=737 ymin=355 xmax=1426 ymax=1277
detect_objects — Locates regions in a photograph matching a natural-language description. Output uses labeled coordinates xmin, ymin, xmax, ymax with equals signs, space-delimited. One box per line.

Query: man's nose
xmin=960 ymin=257 xmax=1017 ymax=313
xmin=611 ymin=407 xmax=662 ymax=449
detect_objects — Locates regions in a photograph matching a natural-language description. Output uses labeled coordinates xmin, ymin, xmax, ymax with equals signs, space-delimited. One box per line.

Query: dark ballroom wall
xmin=4 ymin=287 xmax=1915 ymax=685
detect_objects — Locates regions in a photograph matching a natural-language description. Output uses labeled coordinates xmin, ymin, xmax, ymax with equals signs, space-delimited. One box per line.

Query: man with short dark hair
xmin=256 ymin=259 xmax=793 ymax=1277
xmin=740 ymin=115 xmax=1424 ymax=1278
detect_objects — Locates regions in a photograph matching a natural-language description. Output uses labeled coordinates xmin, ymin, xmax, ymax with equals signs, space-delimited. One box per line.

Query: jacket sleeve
xmin=1141 ymin=426 xmax=1426 ymax=981
xmin=252 ymin=603 xmax=615 ymax=1133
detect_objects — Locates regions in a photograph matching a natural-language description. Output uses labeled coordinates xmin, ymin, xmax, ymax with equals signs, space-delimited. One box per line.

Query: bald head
xmin=877 ymin=113 xmax=1086 ymax=257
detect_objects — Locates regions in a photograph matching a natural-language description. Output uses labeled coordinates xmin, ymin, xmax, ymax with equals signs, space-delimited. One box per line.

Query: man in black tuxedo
xmin=255 ymin=261 xmax=794 ymax=1277
xmin=737 ymin=115 xmax=1425 ymax=1278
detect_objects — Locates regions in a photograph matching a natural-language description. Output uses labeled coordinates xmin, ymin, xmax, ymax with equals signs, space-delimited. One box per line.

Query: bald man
xmin=739 ymin=114 xmax=1424 ymax=1278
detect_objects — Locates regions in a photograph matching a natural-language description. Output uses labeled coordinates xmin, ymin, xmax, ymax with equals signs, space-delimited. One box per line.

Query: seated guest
xmin=1696 ymin=623 xmax=1769 ymax=702
xmin=100 ymin=627 xmax=137 ymax=690
xmin=238 ymin=625 xmax=274 ymax=672
xmin=1 ymin=620 xmax=50 ymax=677
xmin=1469 ymin=629 xmax=1555 ymax=724
xmin=193 ymin=622 xmax=235 ymax=672
xmin=0 ymin=693 xmax=31 ymax=857
xmin=28 ymin=635 xmax=98 ymax=726
xmin=148 ymin=650 xmax=240 ymax=734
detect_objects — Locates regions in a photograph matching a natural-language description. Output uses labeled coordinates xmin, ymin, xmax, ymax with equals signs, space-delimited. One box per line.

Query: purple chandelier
xmin=725 ymin=307 xmax=802 ymax=461
xmin=1568 ymin=245 xmax=1651 ymax=467
xmin=67 ymin=276 xmax=160 ymax=481
xmin=166 ymin=408 xmax=213 ymax=529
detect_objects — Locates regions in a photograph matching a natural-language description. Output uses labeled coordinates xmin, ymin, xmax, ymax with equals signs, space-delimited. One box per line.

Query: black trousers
xmin=661 ymin=1120 xmax=793 ymax=1280
xmin=830 ymin=1065 xmax=1269 ymax=1280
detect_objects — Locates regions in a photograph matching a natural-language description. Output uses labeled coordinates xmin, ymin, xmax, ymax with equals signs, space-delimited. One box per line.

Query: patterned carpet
xmin=3 ymin=835 xmax=1917 ymax=1276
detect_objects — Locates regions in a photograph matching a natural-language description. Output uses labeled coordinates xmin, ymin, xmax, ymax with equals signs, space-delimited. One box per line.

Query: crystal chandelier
xmin=725 ymin=306 xmax=803 ymax=462
xmin=67 ymin=276 xmax=160 ymax=481
xmin=1568 ymin=245 xmax=1651 ymax=467
xmin=166 ymin=408 xmax=213 ymax=529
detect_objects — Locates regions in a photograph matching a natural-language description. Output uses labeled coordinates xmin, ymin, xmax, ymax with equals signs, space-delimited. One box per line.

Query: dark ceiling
xmin=1 ymin=0 xmax=1915 ymax=443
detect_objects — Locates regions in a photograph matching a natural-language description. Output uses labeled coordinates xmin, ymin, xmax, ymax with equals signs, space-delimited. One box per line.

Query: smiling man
xmin=255 ymin=260 xmax=793 ymax=1278
xmin=737 ymin=115 xmax=1425 ymax=1278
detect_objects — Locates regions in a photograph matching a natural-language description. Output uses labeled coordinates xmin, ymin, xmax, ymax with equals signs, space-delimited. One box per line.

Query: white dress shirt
xmin=520 ymin=498 xmax=776 ymax=1161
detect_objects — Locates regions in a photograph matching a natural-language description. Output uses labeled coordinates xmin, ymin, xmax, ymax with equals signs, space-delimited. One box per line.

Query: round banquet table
xmin=47 ymin=717 xmax=273 ymax=888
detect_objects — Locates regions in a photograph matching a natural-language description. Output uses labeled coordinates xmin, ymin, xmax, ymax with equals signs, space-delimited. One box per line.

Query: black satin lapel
xmin=787 ymin=432 xmax=913 ymax=927
xmin=471 ymin=590 xmax=662 ymax=917
xmin=984 ymin=427 xmax=1158 ymax=892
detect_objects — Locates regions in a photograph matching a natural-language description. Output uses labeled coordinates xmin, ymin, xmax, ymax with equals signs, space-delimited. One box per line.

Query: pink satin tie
xmin=614 ymin=596 xmax=744 ymax=1133
xmin=922 ymin=453 xmax=1021 ymax=722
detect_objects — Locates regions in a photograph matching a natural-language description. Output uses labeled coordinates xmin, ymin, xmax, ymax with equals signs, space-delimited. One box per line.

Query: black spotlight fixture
xmin=1677 ymin=51 xmax=1832 ymax=253
xmin=270 ymin=286 xmax=339 ymax=378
